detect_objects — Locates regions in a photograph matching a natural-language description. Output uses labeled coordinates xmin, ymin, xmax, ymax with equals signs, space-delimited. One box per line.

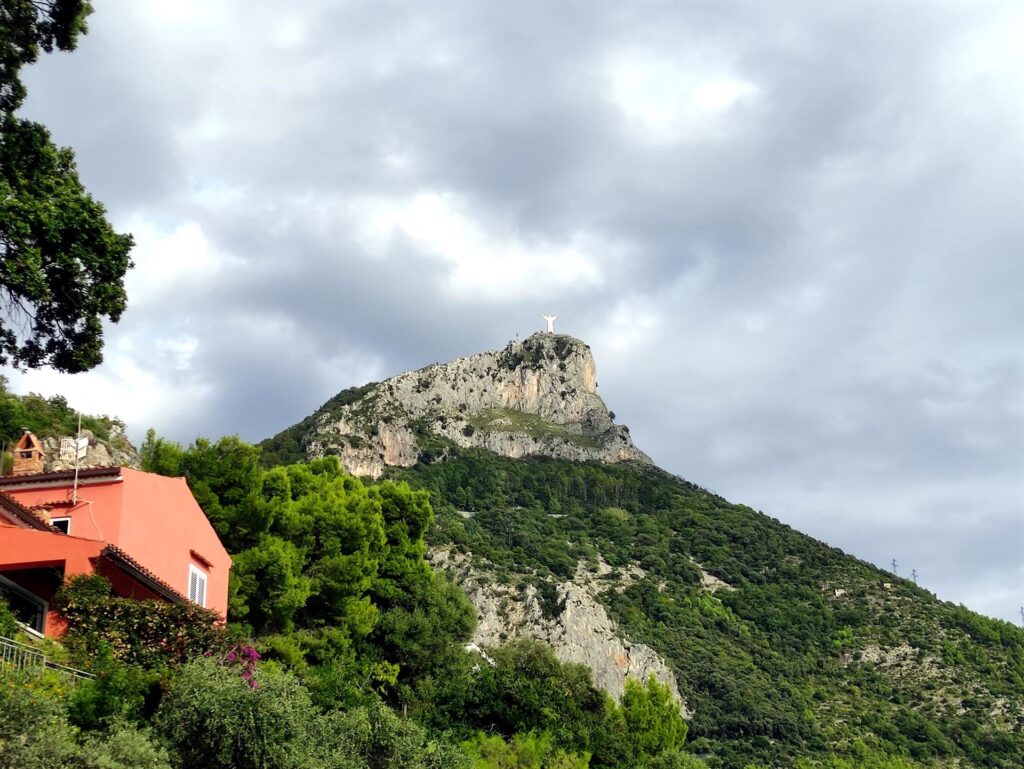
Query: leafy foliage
xmin=0 ymin=0 xmax=92 ymax=115
xmin=141 ymin=433 xmax=478 ymax=710
xmin=0 ymin=1 xmax=133 ymax=372
xmin=621 ymin=676 xmax=688 ymax=761
xmin=155 ymin=657 xmax=323 ymax=769
xmin=394 ymin=448 xmax=1024 ymax=769
xmin=53 ymin=574 xmax=224 ymax=669
xmin=0 ymin=666 xmax=171 ymax=769
xmin=324 ymin=698 xmax=471 ymax=769
xmin=462 ymin=731 xmax=591 ymax=769
xmin=0 ymin=375 xmax=121 ymax=447
xmin=0 ymin=594 xmax=18 ymax=637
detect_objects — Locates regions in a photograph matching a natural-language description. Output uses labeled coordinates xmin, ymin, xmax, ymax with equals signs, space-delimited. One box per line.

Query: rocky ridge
xmin=298 ymin=334 xmax=651 ymax=478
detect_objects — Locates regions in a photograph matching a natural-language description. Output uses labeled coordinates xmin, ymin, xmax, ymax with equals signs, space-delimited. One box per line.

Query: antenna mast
xmin=72 ymin=413 xmax=82 ymax=504
xmin=891 ymin=558 xmax=898 ymax=576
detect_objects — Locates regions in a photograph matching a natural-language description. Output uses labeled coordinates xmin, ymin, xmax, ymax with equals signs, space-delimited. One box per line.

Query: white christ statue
xmin=542 ymin=314 xmax=558 ymax=333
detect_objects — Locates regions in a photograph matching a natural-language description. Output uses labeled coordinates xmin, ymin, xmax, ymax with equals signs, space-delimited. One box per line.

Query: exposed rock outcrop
xmin=300 ymin=333 xmax=651 ymax=478
xmin=431 ymin=547 xmax=690 ymax=716
xmin=41 ymin=426 xmax=141 ymax=472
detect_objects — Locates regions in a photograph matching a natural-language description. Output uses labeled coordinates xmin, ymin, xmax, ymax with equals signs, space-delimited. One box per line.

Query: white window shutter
xmin=188 ymin=564 xmax=207 ymax=607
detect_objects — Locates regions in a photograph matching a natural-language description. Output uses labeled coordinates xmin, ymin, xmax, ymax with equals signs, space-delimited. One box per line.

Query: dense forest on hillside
xmin=3 ymin=428 xmax=1022 ymax=768
xmin=389 ymin=449 xmax=1024 ymax=769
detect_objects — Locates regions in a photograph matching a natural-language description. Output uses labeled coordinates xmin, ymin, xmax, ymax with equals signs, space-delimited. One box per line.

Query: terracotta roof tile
xmin=0 ymin=466 xmax=122 ymax=487
xmin=0 ymin=492 xmax=58 ymax=532
xmin=100 ymin=545 xmax=188 ymax=604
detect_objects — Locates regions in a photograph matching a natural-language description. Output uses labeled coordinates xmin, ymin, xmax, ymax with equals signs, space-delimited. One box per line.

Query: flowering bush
xmin=53 ymin=574 xmax=225 ymax=669
xmin=219 ymin=643 xmax=261 ymax=688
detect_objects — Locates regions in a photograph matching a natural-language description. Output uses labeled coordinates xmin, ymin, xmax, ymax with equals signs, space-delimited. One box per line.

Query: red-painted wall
xmin=3 ymin=470 xmax=231 ymax=619
xmin=0 ymin=529 xmax=106 ymax=635
xmin=115 ymin=470 xmax=230 ymax=619
xmin=6 ymin=478 xmax=125 ymax=543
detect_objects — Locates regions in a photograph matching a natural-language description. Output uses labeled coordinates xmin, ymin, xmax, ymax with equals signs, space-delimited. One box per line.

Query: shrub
xmin=67 ymin=649 xmax=160 ymax=730
xmin=620 ymin=675 xmax=688 ymax=759
xmin=54 ymin=574 xmax=224 ymax=669
xmin=0 ymin=667 xmax=78 ymax=769
xmin=0 ymin=595 xmax=18 ymax=637
xmin=76 ymin=724 xmax=173 ymax=769
xmin=155 ymin=657 xmax=320 ymax=769
xmin=324 ymin=699 xmax=470 ymax=769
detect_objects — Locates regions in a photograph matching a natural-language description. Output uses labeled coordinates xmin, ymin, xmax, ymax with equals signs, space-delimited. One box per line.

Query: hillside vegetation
xmin=2 ymin=400 xmax=1020 ymax=768
xmin=390 ymin=449 xmax=1024 ymax=768
xmin=0 ymin=376 xmax=122 ymax=448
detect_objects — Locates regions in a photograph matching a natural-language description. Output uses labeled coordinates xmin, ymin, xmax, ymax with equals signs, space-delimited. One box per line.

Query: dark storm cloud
xmin=9 ymin=1 xmax=1022 ymax=621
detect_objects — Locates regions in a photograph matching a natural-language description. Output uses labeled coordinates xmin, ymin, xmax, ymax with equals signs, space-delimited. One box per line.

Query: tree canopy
xmin=0 ymin=0 xmax=134 ymax=372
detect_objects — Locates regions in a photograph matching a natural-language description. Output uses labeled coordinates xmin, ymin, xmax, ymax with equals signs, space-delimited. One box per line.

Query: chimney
xmin=12 ymin=430 xmax=45 ymax=475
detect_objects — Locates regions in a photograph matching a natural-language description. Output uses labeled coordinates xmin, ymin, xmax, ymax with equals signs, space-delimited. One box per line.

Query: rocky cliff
xmin=431 ymin=546 xmax=690 ymax=715
xmin=269 ymin=333 xmax=651 ymax=478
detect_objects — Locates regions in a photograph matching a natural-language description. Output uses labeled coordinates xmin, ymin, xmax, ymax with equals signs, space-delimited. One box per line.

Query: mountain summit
xmin=263 ymin=333 xmax=651 ymax=477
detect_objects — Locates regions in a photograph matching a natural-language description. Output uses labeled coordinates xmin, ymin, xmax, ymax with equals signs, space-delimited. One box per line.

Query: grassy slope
xmin=389 ymin=449 xmax=1024 ymax=769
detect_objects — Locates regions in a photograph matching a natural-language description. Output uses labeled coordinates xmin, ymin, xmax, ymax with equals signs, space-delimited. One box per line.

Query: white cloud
xmin=121 ymin=220 xmax=225 ymax=307
xmin=606 ymin=49 xmax=759 ymax=142
xmin=352 ymin=191 xmax=607 ymax=299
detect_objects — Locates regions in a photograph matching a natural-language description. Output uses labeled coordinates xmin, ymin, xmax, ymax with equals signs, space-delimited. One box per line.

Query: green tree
xmin=139 ymin=428 xmax=184 ymax=477
xmin=362 ymin=480 xmax=476 ymax=702
xmin=0 ymin=1 xmax=134 ymax=372
xmin=438 ymin=638 xmax=611 ymax=754
xmin=462 ymin=731 xmax=590 ymax=769
xmin=180 ymin=435 xmax=265 ymax=550
xmin=620 ymin=676 xmax=688 ymax=760
xmin=0 ymin=665 xmax=171 ymax=769
xmin=230 ymin=535 xmax=312 ymax=634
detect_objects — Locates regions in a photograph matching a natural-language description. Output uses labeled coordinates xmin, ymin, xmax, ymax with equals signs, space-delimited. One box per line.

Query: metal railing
xmin=0 ymin=635 xmax=94 ymax=683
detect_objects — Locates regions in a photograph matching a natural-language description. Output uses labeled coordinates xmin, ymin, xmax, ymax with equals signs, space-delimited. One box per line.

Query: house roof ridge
xmin=0 ymin=466 xmax=123 ymax=486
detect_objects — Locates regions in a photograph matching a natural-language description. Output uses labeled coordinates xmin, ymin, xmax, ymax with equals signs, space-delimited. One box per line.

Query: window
xmin=50 ymin=517 xmax=71 ymax=534
xmin=0 ymin=575 xmax=47 ymax=634
xmin=188 ymin=564 xmax=207 ymax=607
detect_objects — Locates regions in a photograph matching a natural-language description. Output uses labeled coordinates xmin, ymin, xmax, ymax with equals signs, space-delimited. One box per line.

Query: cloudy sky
xmin=8 ymin=1 xmax=1022 ymax=622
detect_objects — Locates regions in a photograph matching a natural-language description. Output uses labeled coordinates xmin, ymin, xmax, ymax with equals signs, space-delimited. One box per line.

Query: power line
xmin=911 ymin=568 xmax=918 ymax=584
xmin=891 ymin=558 xmax=898 ymax=576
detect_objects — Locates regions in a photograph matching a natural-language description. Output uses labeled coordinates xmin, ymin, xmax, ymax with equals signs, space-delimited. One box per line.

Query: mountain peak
xmin=265 ymin=335 xmax=651 ymax=477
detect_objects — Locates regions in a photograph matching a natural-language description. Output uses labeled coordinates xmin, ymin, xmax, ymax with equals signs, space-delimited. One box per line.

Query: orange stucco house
xmin=0 ymin=436 xmax=230 ymax=637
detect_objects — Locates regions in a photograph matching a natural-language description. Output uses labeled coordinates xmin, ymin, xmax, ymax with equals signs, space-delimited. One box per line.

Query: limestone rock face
xmin=303 ymin=333 xmax=651 ymax=478
xmin=41 ymin=426 xmax=141 ymax=472
xmin=431 ymin=547 xmax=690 ymax=716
